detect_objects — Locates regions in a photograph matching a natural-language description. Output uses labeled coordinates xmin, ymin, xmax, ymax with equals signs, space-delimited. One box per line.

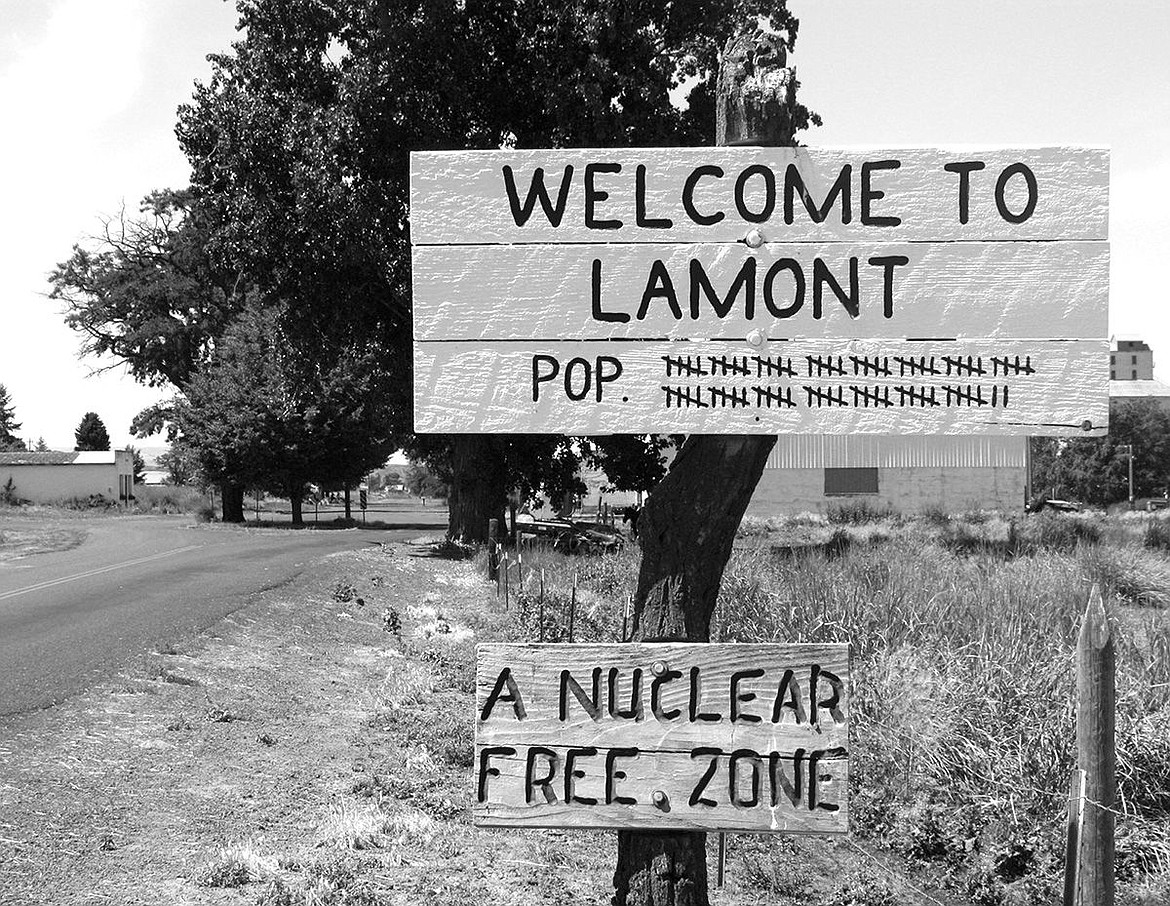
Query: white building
xmin=0 ymin=450 xmax=135 ymax=505
xmin=746 ymin=435 xmax=1027 ymax=517
xmin=1111 ymin=339 xmax=1154 ymax=381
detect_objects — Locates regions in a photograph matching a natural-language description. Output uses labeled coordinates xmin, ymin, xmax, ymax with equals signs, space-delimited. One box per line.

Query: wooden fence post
xmin=568 ymin=570 xmax=577 ymax=643
xmin=1063 ymin=768 xmax=1086 ymax=906
xmin=487 ymin=518 xmax=499 ymax=582
xmin=1075 ymin=585 xmax=1115 ymax=906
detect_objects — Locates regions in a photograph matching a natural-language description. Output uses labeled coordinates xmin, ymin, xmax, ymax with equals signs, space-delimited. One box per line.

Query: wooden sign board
xmin=410 ymin=146 xmax=1109 ymax=436
xmin=475 ymin=642 xmax=850 ymax=833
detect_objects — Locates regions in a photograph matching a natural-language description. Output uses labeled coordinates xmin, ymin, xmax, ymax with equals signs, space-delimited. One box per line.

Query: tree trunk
xmin=447 ymin=434 xmax=507 ymax=542
xmin=220 ymin=481 xmax=245 ymax=523
xmin=614 ymin=831 xmax=709 ymax=906
xmin=633 ymin=436 xmax=777 ymax=640
xmin=613 ymin=26 xmax=798 ymax=906
xmin=290 ymin=484 xmax=304 ymax=526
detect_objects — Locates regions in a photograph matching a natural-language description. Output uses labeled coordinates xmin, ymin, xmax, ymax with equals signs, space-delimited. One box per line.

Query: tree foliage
xmin=157 ymin=442 xmax=200 ymax=486
xmin=49 ymin=189 xmax=248 ymax=389
xmin=74 ymin=412 xmax=111 ymax=452
xmin=174 ymin=0 xmax=818 ymax=539
xmin=1031 ymin=399 xmax=1170 ymax=504
xmin=0 ymin=384 xmax=24 ymax=451
xmin=175 ymin=305 xmax=398 ymax=524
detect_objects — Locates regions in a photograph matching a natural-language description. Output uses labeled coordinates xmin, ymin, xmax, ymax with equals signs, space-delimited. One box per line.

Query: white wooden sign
xmin=475 ymin=643 xmax=849 ymax=832
xmin=410 ymin=146 xmax=1109 ymax=435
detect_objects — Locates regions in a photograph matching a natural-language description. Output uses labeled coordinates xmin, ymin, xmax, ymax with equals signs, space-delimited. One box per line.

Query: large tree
xmin=49 ymin=189 xmax=251 ymax=519
xmin=174 ymin=0 xmax=816 ymax=542
xmin=176 ymin=305 xmax=398 ymax=525
xmin=73 ymin=412 xmax=111 ymax=452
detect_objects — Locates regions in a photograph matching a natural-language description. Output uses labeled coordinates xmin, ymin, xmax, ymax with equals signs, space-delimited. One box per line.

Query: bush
xmin=131 ymin=485 xmax=211 ymax=514
xmin=54 ymin=493 xmax=116 ymax=510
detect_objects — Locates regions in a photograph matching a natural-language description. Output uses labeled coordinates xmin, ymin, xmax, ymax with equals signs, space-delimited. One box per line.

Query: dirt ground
xmin=0 ymin=537 xmax=967 ymax=906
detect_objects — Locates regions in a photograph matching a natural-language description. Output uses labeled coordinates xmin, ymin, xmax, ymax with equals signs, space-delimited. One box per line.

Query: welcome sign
xmin=410 ymin=147 xmax=1108 ymax=435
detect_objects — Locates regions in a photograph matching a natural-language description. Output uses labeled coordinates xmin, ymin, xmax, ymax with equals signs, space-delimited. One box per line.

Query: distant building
xmin=747 ymin=436 xmax=1027 ymax=517
xmin=1111 ymin=339 xmax=1153 ymax=381
xmin=1109 ymin=378 xmax=1170 ymax=414
xmin=1107 ymin=338 xmax=1169 ymax=412
xmin=0 ymin=450 xmax=135 ymax=505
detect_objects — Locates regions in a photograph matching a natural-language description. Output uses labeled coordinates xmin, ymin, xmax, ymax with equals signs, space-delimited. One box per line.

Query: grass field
xmin=3 ymin=508 xmax=1166 ymax=905
xmin=496 ymin=509 xmax=1170 ymax=906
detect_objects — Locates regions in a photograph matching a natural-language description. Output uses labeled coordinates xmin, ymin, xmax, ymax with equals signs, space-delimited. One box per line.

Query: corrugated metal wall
xmin=766 ymin=435 xmax=1028 ymax=469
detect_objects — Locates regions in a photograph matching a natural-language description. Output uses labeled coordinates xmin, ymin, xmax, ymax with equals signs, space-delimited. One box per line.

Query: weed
xmin=315 ymin=800 xmax=385 ymax=850
xmin=0 ymin=477 xmax=22 ymax=506
xmin=332 ymin=580 xmax=358 ymax=603
xmin=205 ymin=705 xmax=244 ymax=723
xmin=1143 ymin=517 xmax=1170 ymax=554
xmin=820 ymin=868 xmax=900 ymax=906
xmin=257 ymin=855 xmax=380 ymax=906
xmin=198 ymin=840 xmax=273 ymax=887
xmin=735 ymin=837 xmax=815 ymax=897
xmin=433 ymin=538 xmax=476 ymax=560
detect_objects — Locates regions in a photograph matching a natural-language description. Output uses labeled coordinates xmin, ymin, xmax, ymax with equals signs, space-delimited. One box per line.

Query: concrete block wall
xmin=746 ymin=466 xmax=1026 ymax=518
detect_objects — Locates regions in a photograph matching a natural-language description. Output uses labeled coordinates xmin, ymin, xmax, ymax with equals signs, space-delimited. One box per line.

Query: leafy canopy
xmin=175 ymin=1 xmax=818 ymax=521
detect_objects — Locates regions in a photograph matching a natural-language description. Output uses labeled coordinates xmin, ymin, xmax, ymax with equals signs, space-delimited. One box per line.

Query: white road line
xmin=0 ymin=544 xmax=206 ymax=602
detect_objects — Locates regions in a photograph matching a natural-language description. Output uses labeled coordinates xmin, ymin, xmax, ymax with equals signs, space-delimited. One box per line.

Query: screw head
xmin=744 ymin=228 xmax=765 ymax=248
xmin=651 ymin=660 xmax=668 ymax=677
xmin=1081 ymin=419 xmax=1094 ymax=432
xmin=652 ymin=790 xmax=668 ymax=807
xmin=746 ymin=329 xmax=763 ymax=348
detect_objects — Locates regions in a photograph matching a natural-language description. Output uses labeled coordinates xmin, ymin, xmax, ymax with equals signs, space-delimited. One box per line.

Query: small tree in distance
xmin=74 ymin=412 xmax=111 ymax=451
xmin=0 ymin=384 xmax=25 ymax=452
xmin=158 ymin=442 xmax=199 ymax=486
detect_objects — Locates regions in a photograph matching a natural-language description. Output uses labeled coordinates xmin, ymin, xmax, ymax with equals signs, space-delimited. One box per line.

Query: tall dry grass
xmin=509 ymin=512 xmax=1170 ymax=904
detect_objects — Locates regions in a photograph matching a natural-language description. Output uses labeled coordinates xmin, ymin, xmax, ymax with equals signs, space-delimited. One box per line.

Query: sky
xmin=1 ymin=0 xmax=1167 ymax=451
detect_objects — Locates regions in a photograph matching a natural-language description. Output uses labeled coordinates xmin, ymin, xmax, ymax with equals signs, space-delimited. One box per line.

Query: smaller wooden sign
xmin=475 ymin=642 xmax=850 ymax=832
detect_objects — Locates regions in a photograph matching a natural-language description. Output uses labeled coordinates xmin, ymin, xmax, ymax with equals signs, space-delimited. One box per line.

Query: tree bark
xmin=220 ymin=481 xmax=245 ymax=523
xmin=290 ymin=483 xmax=304 ymax=526
xmin=447 ymin=435 xmax=507 ymax=542
xmin=614 ymin=831 xmax=709 ymax=906
xmin=612 ymin=26 xmax=797 ymax=906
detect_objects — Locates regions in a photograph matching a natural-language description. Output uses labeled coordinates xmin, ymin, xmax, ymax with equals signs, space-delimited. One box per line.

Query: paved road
xmin=0 ymin=510 xmax=446 ymax=717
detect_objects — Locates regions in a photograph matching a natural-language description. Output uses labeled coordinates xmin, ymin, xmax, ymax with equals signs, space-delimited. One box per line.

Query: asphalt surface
xmin=0 ymin=508 xmax=447 ymax=718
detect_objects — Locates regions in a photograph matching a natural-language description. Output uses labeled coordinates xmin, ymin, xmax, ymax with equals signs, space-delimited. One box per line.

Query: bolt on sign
xmin=475 ymin=643 xmax=849 ymax=832
xmin=410 ymin=147 xmax=1109 ymax=435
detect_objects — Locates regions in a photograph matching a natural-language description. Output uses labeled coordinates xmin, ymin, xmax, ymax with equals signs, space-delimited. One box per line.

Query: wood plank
xmin=410 ymin=146 xmax=1108 ymax=245
xmin=413 ymin=240 xmax=1107 ymax=341
xmin=474 ymin=643 xmax=848 ymax=832
xmin=473 ymin=744 xmax=848 ymax=832
xmin=476 ymin=643 xmax=849 ymax=752
xmin=413 ymin=338 xmax=1109 ymax=435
